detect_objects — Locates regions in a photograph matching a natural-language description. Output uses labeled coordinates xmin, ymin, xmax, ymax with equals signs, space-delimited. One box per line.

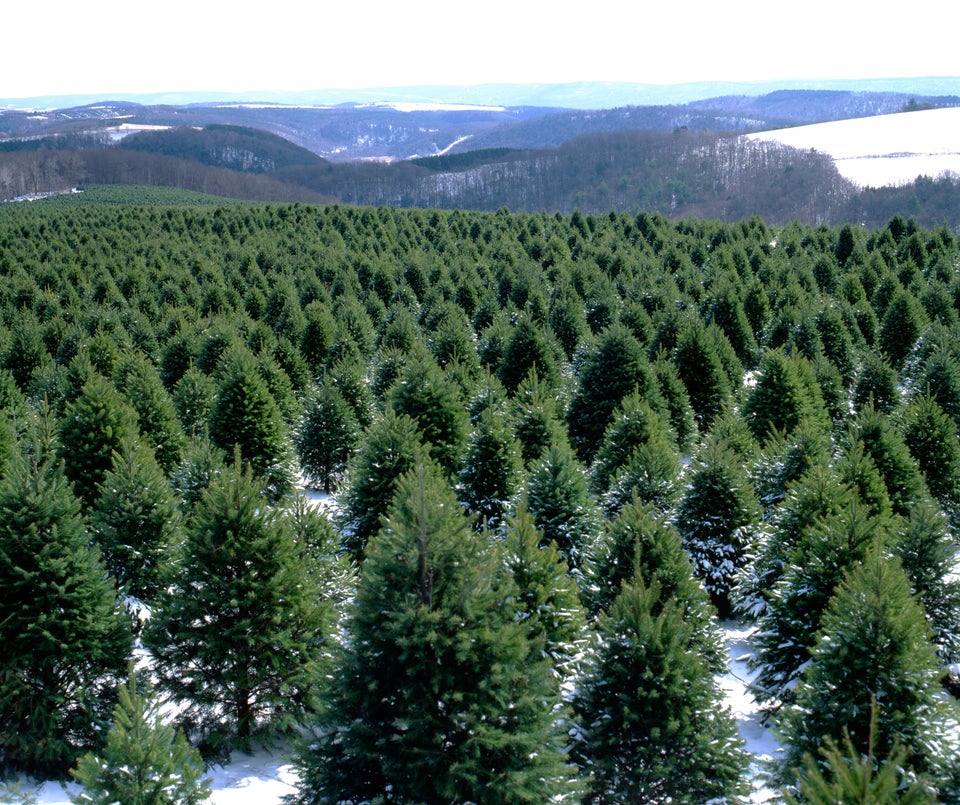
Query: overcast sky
xmin=5 ymin=0 xmax=958 ymax=99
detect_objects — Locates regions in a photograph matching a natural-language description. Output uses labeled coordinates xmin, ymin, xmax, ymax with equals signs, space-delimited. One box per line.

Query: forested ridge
xmin=2 ymin=199 xmax=960 ymax=802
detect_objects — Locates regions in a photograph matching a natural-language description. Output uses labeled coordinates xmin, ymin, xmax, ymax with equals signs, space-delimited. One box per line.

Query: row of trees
xmin=2 ymin=200 xmax=960 ymax=801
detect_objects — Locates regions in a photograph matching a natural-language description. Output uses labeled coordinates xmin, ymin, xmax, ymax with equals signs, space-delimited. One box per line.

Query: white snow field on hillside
xmin=746 ymin=106 xmax=960 ymax=188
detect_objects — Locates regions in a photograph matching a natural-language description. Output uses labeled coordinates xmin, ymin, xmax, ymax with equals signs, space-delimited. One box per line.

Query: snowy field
xmin=17 ymin=619 xmax=780 ymax=804
xmin=746 ymin=106 xmax=960 ymax=188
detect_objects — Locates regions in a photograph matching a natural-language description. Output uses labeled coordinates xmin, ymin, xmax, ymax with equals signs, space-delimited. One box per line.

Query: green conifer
xmin=70 ymin=669 xmax=210 ymax=805
xmin=296 ymin=379 xmax=360 ymax=494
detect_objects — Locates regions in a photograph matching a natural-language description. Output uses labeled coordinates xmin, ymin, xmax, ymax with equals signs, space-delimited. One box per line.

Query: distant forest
xmin=3 ymin=200 xmax=960 ymax=801
xmin=2 ymin=122 xmax=959 ymax=229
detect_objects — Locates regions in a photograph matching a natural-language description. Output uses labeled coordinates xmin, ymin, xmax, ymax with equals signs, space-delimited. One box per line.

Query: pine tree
xmin=900 ymin=394 xmax=960 ymax=525
xmin=88 ymin=437 xmax=182 ymax=603
xmin=673 ymin=319 xmax=735 ymax=431
xmin=742 ymin=348 xmax=828 ymax=445
xmin=751 ymin=497 xmax=895 ymax=707
xmin=208 ymin=346 xmax=294 ymax=500
xmin=567 ymin=323 xmax=666 ymax=462
xmin=296 ymin=378 xmax=360 ymax=494
xmin=525 ymin=441 xmax=602 ymax=573
xmin=0 ymin=447 xmax=132 ymax=776
xmin=572 ymin=573 xmax=748 ymax=804
xmin=511 ymin=368 xmax=568 ymax=466
xmin=501 ymin=498 xmax=586 ymax=676
xmin=57 ymin=373 xmax=139 ymax=508
xmin=497 ymin=313 xmax=561 ymax=394
xmin=337 ymin=407 xmax=428 ymax=560
xmin=878 ymin=287 xmax=928 ymax=369
xmin=70 ymin=669 xmax=210 ymax=805
xmin=674 ymin=439 xmax=760 ymax=617
xmin=295 ymin=460 xmax=577 ymax=804
xmin=387 ymin=352 xmax=469 ymax=476
xmin=780 ymin=552 xmax=959 ymax=793
xmin=458 ymin=405 xmax=524 ymax=530
xmin=171 ymin=365 xmax=217 ymax=438
xmin=599 ymin=435 xmax=682 ymax=517
xmin=587 ymin=499 xmax=724 ymax=669
xmin=144 ymin=456 xmax=331 ymax=753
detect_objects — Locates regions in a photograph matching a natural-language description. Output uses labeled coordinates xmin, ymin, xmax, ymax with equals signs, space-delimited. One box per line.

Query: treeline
xmin=2 ymin=202 xmax=960 ymax=801
xmin=4 ymin=123 xmax=960 ymax=229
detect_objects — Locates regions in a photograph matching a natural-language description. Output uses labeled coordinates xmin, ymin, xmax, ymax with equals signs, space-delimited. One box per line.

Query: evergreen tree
xmin=171 ymin=365 xmax=217 ymax=438
xmin=900 ymin=393 xmax=960 ymax=524
xmin=70 ymin=669 xmax=210 ymax=805
xmin=145 ymin=457 xmax=331 ymax=753
xmin=295 ymin=460 xmax=577 ymax=805
xmin=780 ymin=552 xmax=959 ymax=793
xmin=501 ymin=498 xmax=586 ymax=676
xmin=296 ymin=379 xmax=360 ymax=494
xmin=0 ymin=447 xmax=132 ymax=776
xmin=751 ymin=497 xmax=894 ymax=707
xmin=673 ymin=319 xmax=736 ymax=431
xmin=88 ymin=438 xmax=182 ymax=603
xmin=674 ymin=440 xmax=760 ymax=617
xmin=589 ymin=391 xmax=676 ymax=495
xmin=208 ymin=347 xmax=294 ymax=499
xmin=57 ymin=373 xmax=139 ymax=508
xmin=113 ymin=352 xmax=186 ymax=474
xmin=742 ymin=348 xmax=828 ymax=445
xmin=388 ymin=353 xmax=469 ymax=476
xmin=853 ymin=348 xmax=900 ymax=413
xmin=526 ymin=441 xmax=602 ymax=573
xmin=511 ymin=368 xmax=568 ymax=465
xmin=572 ymin=573 xmax=747 ymax=804
xmin=878 ymin=287 xmax=928 ymax=369
xmin=893 ymin=497 xmax=960 ymax=663
xmin=497 ymin=313 xmax=561 ymax=395
xmin=650 ymin=355 xmax=698 ymax=455
xmin=458 ymin=405 xmax=524 ymax=530
xmin=169 ymin=435 xmax=227 ymax=515
xmin=337 ymin=408 xmax=428 ymax=560
xmin=567 ymin=323 xmax=665 ymax=462
xmin=587 ymin=499 xmax=724 ymax=669
xmin=599 ymin=435 xmax=682 ymax=517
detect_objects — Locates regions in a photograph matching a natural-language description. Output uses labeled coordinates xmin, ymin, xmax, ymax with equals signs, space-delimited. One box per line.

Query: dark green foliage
xmin=525 ymin=441 xmax=602 ymax=571
xmin=599 ymin=435 xmax=682 ymax=517
xmin=780 ymin=552 xmax=957 ymax=792
xmin=673 ymin=319 xmax=734 ymax=430
xmin=337 ymin=408 xmax=428 ymax=559
xmin=501 ymin=499 xmax=586 ymax=674
xmin=572 ymin=573 xmax=747 ymax=804
xmin=145 ymin=458 xmax=330 ymax=752
xmin=57 ymin=373 xmax=139 ymax=508
xmin=296 ymin=379 xmax=360 ymax=494
xmin=208 ymin=347 xmax=294 ymax=499
xmin=88 ymin=438 xmax=182 ymax=602
xmin=70 ymin=669 xmax=211 ymax=805
xmin=113 ymin=352 xmax=186 ymax=473
xmin=497 ymin=314 xmax=561 ymax=394
xmin=0 ymin=447 xmax=132 ymax=776
xmin=899 ymin=394 xmax=960 ymax=524
xmin=511 ymin=368 xmax=569 ymax=465
xmin=675 ymin=440 xmax=760 ymax=617
xmin=387 ymin=353 xmax=469 ymax=476
xmin=567 ymin=323 xmax=665 ymax=462
xmin=853 ymin=348 xmax=900 ymax=413
xmin=650 ymin=355 xmax=698 ymax=454
xmin=878 ymin=288 xmax=928 ymax=369
xmin=458 ymin=406 xmax=524 ymax=530
xmin=751 ymin=497 xmax=895 ymax=707
xmin=296 ymin=460 xmax=576 ymax=805
xmin=171 ymin=365 xmax=217 ymax=437
xmin=742 ymin=349 xmax=829 ymax=445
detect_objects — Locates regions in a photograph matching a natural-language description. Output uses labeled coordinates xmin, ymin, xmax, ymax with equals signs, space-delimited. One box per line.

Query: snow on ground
xmin=746 ymin=106 xmax=960 ymax=187
xmin=718 ymin=620 xmax=783 ymax=803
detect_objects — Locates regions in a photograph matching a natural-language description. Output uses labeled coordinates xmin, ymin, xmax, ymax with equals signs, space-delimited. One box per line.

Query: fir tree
xmin=511 ymin=368 xmax=568 ymax=466
xmin=900 ymin=393 xmax=960 ymax=525
xmin=497 ymin=313 xmax=561 ymax=395
xmin=599 ymin=435 xmax=682 ymax=517
xmin=572 ymin=573 xmax=748 ymax=804
xmin=296 ymin=379 xmax=360 ymax=494
xmin=57 ymin=373 xmax=139 ymax=508
xmin=587 ymin=499 xmax=724 ymax=669
xmin=458 ymin=405 xmax=524 ymax=530
xmin=525 ymin=441 xmax=602 ymax=573
xmin=145 ymin=456 xmax=331 ymax=753
xmin=501 ymin=498 xmax=586 ymax=677
xmin=171 ymin=365 xmax=217 ymax=438
xmin=751 ymin=497 xmax=895 ymax=707
xmin=387 ymin=352 xmax=469 ymax=476
xmin=70 ymin=669 xmax=210 ymax=805
xmin=673 ymin=319 xmax=735 ymax=431
xmin=0 ymin=447 xmax=132 ymax=776
xmin=742 ymin=348 xmax=828 ymax=445
xmin=88 ymin=437 xmax=182 ymax=603
xmin=208 ymin=346 xmax=294 ymax=500
xmin=780 ymin=552 xmax=959 ymax=793
xmin=337 ymin=407 xmax=428 ymax=560
xmin=295 ymin=460 xmax=577 ymax=805
xmin=674 ymin=439 xmax=760 ymax=618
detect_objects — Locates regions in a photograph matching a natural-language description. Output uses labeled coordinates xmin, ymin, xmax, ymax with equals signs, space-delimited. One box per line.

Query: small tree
xmin=458 ymin=405 xmax=525 ymax=530
xmin=296 ymin=379 xmax=360 ymax=494
xmin=70 ymin=669 xmax=210 ymax=805
xmin=145 ymin=456 xmax=331 ymax=753
xmin=572 ymin=573 xmax=748 ymax=804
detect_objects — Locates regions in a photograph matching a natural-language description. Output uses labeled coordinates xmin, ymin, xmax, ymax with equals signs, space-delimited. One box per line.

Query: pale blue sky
xmin=5 ymin=0 xmax=958 ymax=99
